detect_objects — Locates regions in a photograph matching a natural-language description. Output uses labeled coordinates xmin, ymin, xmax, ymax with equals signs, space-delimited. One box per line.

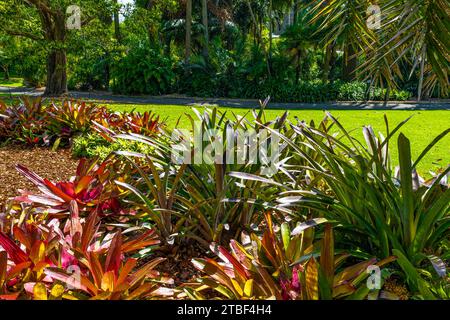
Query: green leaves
xmin=393 ymin=249 xmax=435 ymax=300
xmin=398 ymin=133 xmax=415 ymax=246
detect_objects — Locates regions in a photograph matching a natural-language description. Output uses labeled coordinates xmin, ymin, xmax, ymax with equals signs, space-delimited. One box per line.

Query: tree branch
xmin=2 ymin=28 xmax=44 ymax=41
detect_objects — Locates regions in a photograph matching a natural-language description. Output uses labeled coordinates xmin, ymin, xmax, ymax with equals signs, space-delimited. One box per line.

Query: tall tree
xmin=201 ymin=0 xmax=209 ymax=60
xmin=185 ymin=0 xmax=192 ymax=64
xmin=113 ymin=0 xmax=121 ymax=42
xmin=0 ymin=0 xmax=112 ymax=96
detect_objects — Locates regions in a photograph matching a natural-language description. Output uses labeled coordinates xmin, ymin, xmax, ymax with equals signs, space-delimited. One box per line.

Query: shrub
xmin=0 ymin=99 xmax=163 ymax=149
xmin=68 ymin=51 xmax=111 ymax=91
xmin=111 ymin=44 xmax=175 ymax=95
xmin=338 ymin=81 xmax=366 ymax=101
xmin=72 ymin=133 xmax=153 ymax=160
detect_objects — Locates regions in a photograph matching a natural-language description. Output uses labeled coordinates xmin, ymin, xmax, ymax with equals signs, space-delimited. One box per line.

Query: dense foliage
xmin=0 ymin=1 xmax=447 ymax=100
xmin=0 ymin=98 xmax=448 ymax=300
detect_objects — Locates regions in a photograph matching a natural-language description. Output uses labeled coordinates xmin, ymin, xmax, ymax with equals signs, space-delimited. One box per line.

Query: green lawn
xmin=109 ymin=103 xmax=450 ymax=176
xmin=0 ymin=77 xmax=24 ymax=88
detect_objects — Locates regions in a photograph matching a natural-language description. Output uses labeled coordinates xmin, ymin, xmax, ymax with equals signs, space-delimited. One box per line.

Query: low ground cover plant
xmin=0 ymin=99 xmax=448 ymax=300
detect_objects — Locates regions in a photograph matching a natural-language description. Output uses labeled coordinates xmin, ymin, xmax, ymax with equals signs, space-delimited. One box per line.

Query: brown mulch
xmin=0 ymin=145 xmax=79 ymax=208
xmin=153 ymin=240 xmax=207 ymax=286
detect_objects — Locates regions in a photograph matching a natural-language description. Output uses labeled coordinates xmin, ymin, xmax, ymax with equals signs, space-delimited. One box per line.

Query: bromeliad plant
xmin=0 ymin=98 xmax=164 ymax=149
xmin=44 ymin=202 xmax=173 ymax=300
xmin=0 ymin=97 xmax=48 ymax=145
xmin=46 ymin=101 xmax=106 ymax=147
xmin=0 ymin=201 xmax=172 ymax=300
xmin=93 ymin=109 xmax=162 ymax=142
xmin=185 ymin=213 xmax=396 ymax=300
xmin=235 ymin=112 xmax=449 ymax=298
xmin=115 ymin=104 xmax=290 ymax=246
xmin=14 ymin=156 xmax=124 ymax=215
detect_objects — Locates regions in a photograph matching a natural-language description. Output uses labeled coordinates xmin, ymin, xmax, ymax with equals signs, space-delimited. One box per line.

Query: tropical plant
xmin=0 ymin=200 xmax=172 ymax=300
xmin=115 ymin=104 xmax=289 ymax=246
xmin=47 ymin=101 xmax=104 ymax=139
xmin=185 ymin=213 xmax=395 ymax=300
xmin=233 ymin=112 xmax=449 ymax=297
xmin=14 ymin=157 xmax=123 ymax=215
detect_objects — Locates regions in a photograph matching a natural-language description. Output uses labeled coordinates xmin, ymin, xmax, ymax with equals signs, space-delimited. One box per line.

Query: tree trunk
xmin=323 ymin=44 xmax=332 ymax=82
xmin=295 ymin=52 xmax=301 ymax=85
xmin=417 ymin=46 xmax=426 ymax=102
xmin=40 ymin=9 xmax=68 ymax=96
xmin=293 ymin=1 xmax=299 ymax=25
xmin=269 ymin=0 xmax=273 ymax=61
xmin=201 ymin=0 xmax=209 ymax=61
xmin=2 ymin=66 xmax=9 ymax=80
xmin=113 ymin=0 xmax=121 ymax=42
xmin=44 ymin=49 xmax=68 ymax=96
xmin=343 ymin=44 xmax=357 ymax=82
xmin=185 ymin=0 xmax=192 ymax=65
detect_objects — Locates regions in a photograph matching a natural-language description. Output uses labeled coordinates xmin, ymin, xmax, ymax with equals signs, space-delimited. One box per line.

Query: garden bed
xmin=0 ymin=98 xmax=448 ymax=300
xmin=0 ymin=145 xmax=78 ymax=208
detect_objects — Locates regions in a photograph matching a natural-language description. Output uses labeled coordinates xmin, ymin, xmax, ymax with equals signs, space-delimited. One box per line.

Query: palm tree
xmin=310 ymin=0 xmax=449 ymax=99
xmin=309 ymin=0 xmax=375 ymax=82
xmin=281 ymin=10 xmax=315 ymax=84
xmin=371 ymin=0 xmax=449 ymax=100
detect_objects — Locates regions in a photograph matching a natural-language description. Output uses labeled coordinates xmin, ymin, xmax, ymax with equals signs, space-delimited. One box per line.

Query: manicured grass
xmin=0 ymin=77 xmax=23 ymax=88
xmin=109 ymin=103 xmax=450 ymax=176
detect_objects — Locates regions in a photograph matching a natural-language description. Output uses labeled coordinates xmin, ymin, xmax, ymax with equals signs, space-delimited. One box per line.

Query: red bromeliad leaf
xmin=29 ymin=241 xmax=46 ymax=266
xmin=0 ymin=293 xmax=20 ymax=300
xmin=69 ymin=201 xmax=82 ymax=245
xmin=121 ymin=229 xmax=159 ymax=253
xmin=81 ymin=185 xmax=103 ymax=203
xmin=12 ymin=226 xmax=32 ymax=251
xmin=7 ymin=261 xmax=32 ymax=279
xmin=229 ymin=240 xmax=253 ymax=270
xmin=101 ymin=270 xmax=115 ymax=292
xmin=128 ymin=258 xmax=165 ymax=287
xmin=105 ymin=232 xmax=122 ymax=276
xmin=116 ymin=259 xmax=137 ymax=286
xmin=86 ymin=251 xmax=104 ymax=289
xmin=43 ymin=179 xmax=74 ymax=203
xmin=0 ymin=251 xmax=7 ymax=286
xmin=24 ymin=195 xmax=64 ymax=207
xmin=75 ymin=176 xmax=94 ymax=195
xmin=45 ymin=268 xmax=98 ymax=295
xmin=0 ymin=232 xmax=29 ymax=264
xmin=80 ymin=210 xmax=100 ymax=253
xmin=217 ymin=246 xmax=249 ymax=280
xmin=192 ymin=258 xmax=235 ymax=288
xmin=60 ymin=248 xmax=78 ymax=269
xmin=15 ymin=164 xmax=46 ymax=187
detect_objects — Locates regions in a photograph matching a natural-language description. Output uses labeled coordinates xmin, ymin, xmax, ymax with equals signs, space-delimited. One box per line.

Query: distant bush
xmin=111 ymin=44 xmax=175 ymax=95
xmin=338 ymin=81 xmax=366 ymax=101
xmin=174 ymin=70 xmax=412 ymax=103
xmin=68 ymin=53 xmax=111 ymax=91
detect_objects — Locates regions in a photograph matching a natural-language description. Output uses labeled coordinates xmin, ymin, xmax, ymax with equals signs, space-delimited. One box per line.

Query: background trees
xmin=0 ymin=0 xmax=448 ymax=100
